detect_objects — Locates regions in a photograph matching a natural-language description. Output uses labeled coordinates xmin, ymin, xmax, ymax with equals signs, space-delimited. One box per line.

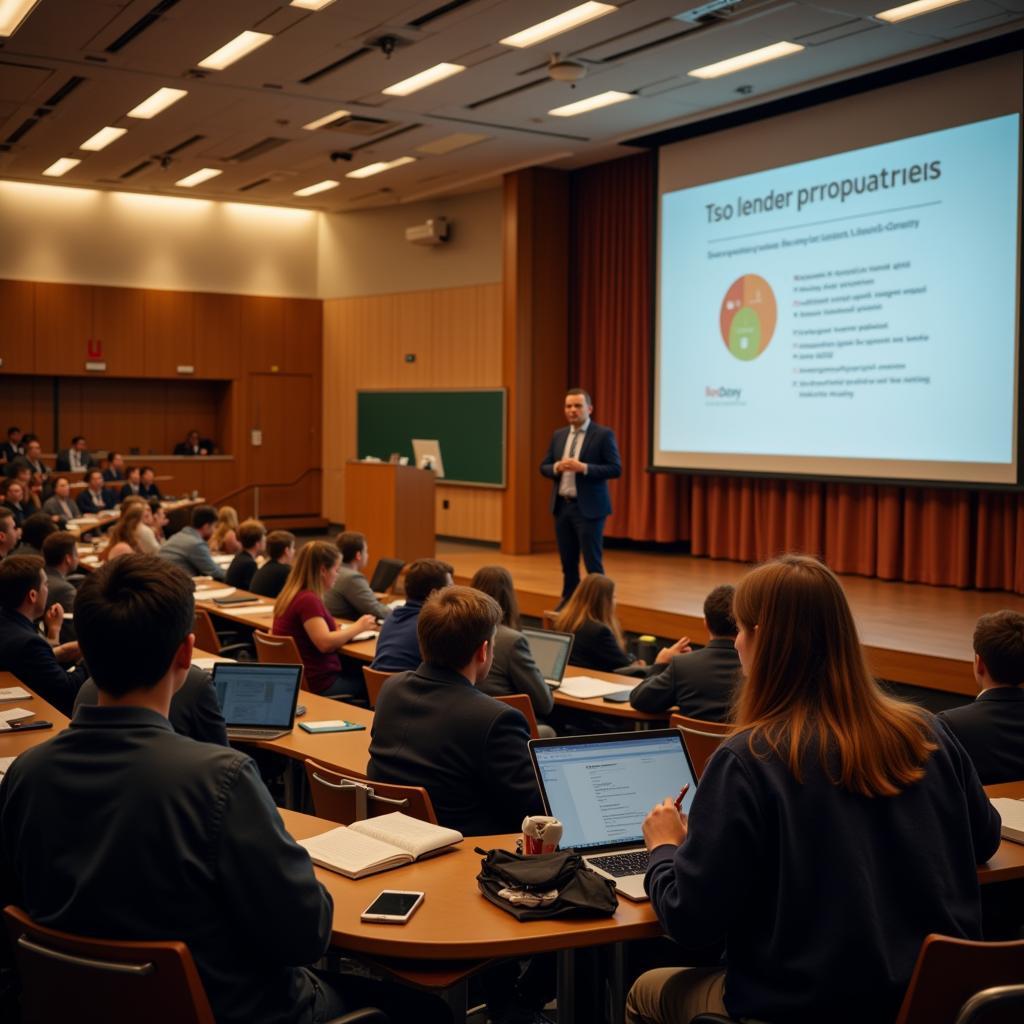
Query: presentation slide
xmin=655 ymin=112 xmax=1022 ymax=484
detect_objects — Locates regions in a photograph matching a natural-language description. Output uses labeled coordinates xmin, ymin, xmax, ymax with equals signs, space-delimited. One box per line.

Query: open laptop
xmin=522 ymin=627 xmax=574 ymax=689
xmin=529 ymin=729 xmax=698 ymax=901
xmin=211 ymin=662 xmax=302 ymax=741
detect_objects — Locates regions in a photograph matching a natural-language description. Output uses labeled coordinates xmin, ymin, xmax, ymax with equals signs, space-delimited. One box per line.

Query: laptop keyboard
xmin=588 ymin=850 xmax=650 ymax=877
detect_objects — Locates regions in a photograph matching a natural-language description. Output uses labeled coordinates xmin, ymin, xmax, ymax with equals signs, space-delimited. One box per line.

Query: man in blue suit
xmin=540 ymin=388 xmax=622 ymax=603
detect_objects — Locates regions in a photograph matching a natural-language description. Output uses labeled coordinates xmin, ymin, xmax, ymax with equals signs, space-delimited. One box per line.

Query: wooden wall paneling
xmin=282 ymin=298 xmax=322 ymax=374
xmin=240 ymin=296 xmax=285 ymax=372
xmin=34 ymin=283 xmax=92 ymax=375
xmin=321 ymin=301 xmax=344 ymax=519
xmin=163 ymin=381 xmax=224 ymax=455
xmin=0 ymin=279 xmax=35 ymax=373
xmin=193 ymin=292 xmax=241 ymax=379
xmin=436 ymin=486 xmax=502 ymax=542
xmin=0 ymin=376 xmax=55 ymax=448
xmin=197 ymin=458 xmax=237 ymax=505
xmin=143 ymin=290 xmax=194 ymax=377
xmin=78 ymin=379 xmax=166 ymax=455
xmin=92 ymin=286 xmax=145 ymax=376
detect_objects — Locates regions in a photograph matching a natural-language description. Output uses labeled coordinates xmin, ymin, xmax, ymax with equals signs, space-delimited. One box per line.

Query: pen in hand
xmin=674 ymin=783 xmax=690 ymax=810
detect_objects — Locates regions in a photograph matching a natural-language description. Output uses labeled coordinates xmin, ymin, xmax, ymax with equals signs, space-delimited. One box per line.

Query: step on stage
xmin=439 ymin=542 xmax=1024 ymax=700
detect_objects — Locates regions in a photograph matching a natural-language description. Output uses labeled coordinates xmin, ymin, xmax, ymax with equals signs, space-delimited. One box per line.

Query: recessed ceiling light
xmin=548 ymin=90 xmax=633 ymax=117
xmin=345 ymin=156 xmax=416 ymax=179
xmin=290 ymin=0 xmax=336 ymax=8
xmin=302 ymin=109 xmax=351 ymax=131
xmin=197 ymin=31 xmax=273 ymax=71
xmin=293 ymin=179 xmax=340 ymax=197
xmin=175 ymin=167 xmax=223 ymax=188
xmin=500 ymin=2 xmax=616 ymax=48
xmin=688 ymin=41 xmax=804 ymax=80
xmin=126 ymin=87 xmax=188 ymax=119
xmin=42 ymin=157 xmax=80 ymax=177
xmin=875 ymin=0 xmax=967 ymax=21
xmin=415 ymin=132 xmax=489 ymax=156
xmin=382 ymin=63 xmax=465 ymax=97
xmin=0 ymin=0 xmax=41 ymax=38
xmin=79 ymin=126 xmax=127 ymax=152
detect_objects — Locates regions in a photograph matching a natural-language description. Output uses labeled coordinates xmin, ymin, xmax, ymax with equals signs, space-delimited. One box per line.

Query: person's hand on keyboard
xmin=642 ymin=797 xmax=688 ymax=850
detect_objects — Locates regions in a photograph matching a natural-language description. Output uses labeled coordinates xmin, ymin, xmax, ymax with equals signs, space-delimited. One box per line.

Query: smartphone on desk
xmin=602 ymin=690 xmax=633 ymax=704
xmin=360 ymin=890 xmax=425 ymax=925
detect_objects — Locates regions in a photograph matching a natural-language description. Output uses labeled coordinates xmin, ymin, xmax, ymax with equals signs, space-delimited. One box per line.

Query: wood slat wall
xmin=322 ymin=284 xmax=503 ymax=542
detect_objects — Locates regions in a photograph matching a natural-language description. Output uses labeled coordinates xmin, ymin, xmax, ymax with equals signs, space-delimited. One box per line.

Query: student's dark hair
xmin=470 ymin=565 xmax=520 ymax=630
xmin=148 ymin=497 xmax=162 ymax=513
xmin=704 ymin=584 xmax=737 ymax=638
xmin=23 ymin=434 xmax=37 ymax=445
xmin=74 ymin=555 xmax=194 ymax=696
xmin=53 ymin=475 xmax=69 ymax=489
xmin=266 ymin=530 xmax=295 ymax=561
xmin=566 ymin=387 xmax=592 ymax=405
xmin=238 ymin=519 xmax=266 ymax=550
xmin=43 ymin=531 xmax=78 ymax=568
xmin=336 ymin=530 xmax=366 ymax=564
xmin=403 ymin=558 xmax=454 ymax=603
xmin=418 ymin=585 xmax=501 ymax=670
xmin=7 ymin=427 xmax=20 ymax=437
xmin=20 ymin=512 xmax=57 ymax=552
xmin=109 ymin=451 xmax=121 ymax=460
xmin=0 ymin=555 xmax=45 ymax=611
xmin=71 ymin=435 xmax=84 ymax=445
xmin=85 ymin=468 xmax=103 ymax=484
xmin=127 ymin=465 xmax=140 ymax=476
xmin=141 ymin=465 xmax=153 ymax=476
xmin=0 ymin=505 xmax=14 ymax=523
xmin=191 ymin=504 xmax=218 ymax=530
xmin=974 ymin=611 xmax=1024 ymax=686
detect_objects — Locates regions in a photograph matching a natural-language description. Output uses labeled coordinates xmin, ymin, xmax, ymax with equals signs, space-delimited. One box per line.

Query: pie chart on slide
xmin=720 ymin=274 xmax=777 ymax=361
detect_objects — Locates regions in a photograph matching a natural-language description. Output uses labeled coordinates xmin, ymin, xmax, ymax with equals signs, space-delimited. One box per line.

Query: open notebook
xmin=298 ymin=812 xmax=462 ymax=879
xmin=991 ymin=798 xmax=1024 ymax=844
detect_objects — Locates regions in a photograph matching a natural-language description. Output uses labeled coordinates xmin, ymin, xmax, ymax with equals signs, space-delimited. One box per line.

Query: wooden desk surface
xmin=0 ymin=674 xmax=71 ymax=757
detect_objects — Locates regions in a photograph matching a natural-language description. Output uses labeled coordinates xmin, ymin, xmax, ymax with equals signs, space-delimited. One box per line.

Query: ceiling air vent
xmin=106 ymin=0 xmax=182 ymax=54
xmin=225 ymin=137 xmax=289 ymax=162
xmin=300 ymin=47 xmax=371 ymax=85
xmin=238 ymin=177 xmax=271 ymax=192
xmin=120 ymin=160 xmax=153 ymax=179
xmin=408 ymin=0 xmax=476 ymax=28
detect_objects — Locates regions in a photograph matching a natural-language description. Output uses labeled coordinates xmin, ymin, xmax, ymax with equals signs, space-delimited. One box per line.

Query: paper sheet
xmin=558 ymin=676 xmax=637 ymax=699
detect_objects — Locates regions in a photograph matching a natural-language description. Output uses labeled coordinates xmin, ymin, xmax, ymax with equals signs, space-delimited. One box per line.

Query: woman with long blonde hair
xmin=628 ymin=555 xmax=1000 ymax=1024
xmin=553 ymin=573 xmax=641 ymax=671
xmin=101 ymin=504 xmax=145 ymax=562
xmin=209 ymin=506 xmax=241 ymax=554
xmin=272 ymin=540 xmax=376 ymax=699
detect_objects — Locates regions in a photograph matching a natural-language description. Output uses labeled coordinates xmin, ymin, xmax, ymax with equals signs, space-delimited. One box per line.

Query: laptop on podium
xmin=529 ymin=729 xmax=698 ymax=901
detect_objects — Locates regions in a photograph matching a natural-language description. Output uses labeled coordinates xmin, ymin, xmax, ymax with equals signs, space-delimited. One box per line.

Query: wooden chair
xmin=253 ymin=630 xmax=307 ymax=690
xmin=955 ymin=985 xmax=1024 ymax=1024
xmin=669 ymin=712 xmax=730 ymax=779
xmin=304 ymin=760 xmax=437 ymax=825
xmin=362 ymin=666 xmax=393 ymax=709
xmin=192 ymin=609 xmax=252 ymax=661
xmin=494 ymin=693 xmax=540 ymax=739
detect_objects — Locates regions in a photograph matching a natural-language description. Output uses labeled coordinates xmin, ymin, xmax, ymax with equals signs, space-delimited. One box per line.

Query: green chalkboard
xmin=356 ymin=389 xmax=506 ymax=487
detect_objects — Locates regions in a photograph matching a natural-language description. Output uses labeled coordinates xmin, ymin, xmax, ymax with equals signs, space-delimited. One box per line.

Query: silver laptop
xmin=529 ymin=729 xmax=697 ymax=901
xmin=522 ymin=627 xmax=574 ymax=688
xmin=212 ymin=662 xmax=302 ymax=741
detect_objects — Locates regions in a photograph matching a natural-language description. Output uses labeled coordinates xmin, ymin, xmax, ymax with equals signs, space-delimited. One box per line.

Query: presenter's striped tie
xmin=569 ymin=431 xmax=580 ymax=459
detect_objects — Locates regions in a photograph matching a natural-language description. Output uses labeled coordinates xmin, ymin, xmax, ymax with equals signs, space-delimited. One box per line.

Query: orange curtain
xmin=569 ymin=152 xmax=1024 ymax=593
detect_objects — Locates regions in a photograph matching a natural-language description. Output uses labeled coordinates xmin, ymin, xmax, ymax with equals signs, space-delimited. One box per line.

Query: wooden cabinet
xmin=0 ymin=280 xmax=34 ymax=373
xmin=193 ymin=292 xmax=240 ymax=379
xmin=143 ymin=289 xmax=194 ymax=378
xmin=93 ymin=286 xmax=145 ymax=376
xmin=34 ymin=282 xmax=92 ymax=374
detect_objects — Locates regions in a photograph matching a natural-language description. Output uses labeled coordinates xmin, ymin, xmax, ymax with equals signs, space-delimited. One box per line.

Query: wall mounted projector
xmin=405 ymin=217 xmax=450 ymax=245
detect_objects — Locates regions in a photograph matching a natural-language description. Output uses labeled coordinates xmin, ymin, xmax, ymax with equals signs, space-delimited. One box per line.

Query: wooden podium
xmin=344 ymin=461 xmax=436 ymax=568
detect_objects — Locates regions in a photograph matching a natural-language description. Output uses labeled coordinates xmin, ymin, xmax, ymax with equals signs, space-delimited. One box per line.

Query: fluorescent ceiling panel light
xmin=302 ymin=109 xmax=350 ymax=131
xmin=415 ymin=132 xmax=489 ymax=155
xmin=0 ymin=0 xmax=41 ymax=38
xmin=175 ymin=167 xmax=222 ymax=188
xmin=875 ymin=0 xmax=967 ymax=21
xmin=79 ymin=126 xmax=127 ymax=152
xmin=197 ymin=31 xmax=273 ymax=71
xmin=382 ymin=62 xmax=465 ymax=97
xmin=688 ymin=41 xmax=803 ymax=79
xmin=290 ymin=0 xmax=337 ymax=8
xmin=500 ymin=2 xmax=616 ymax=48
xmin=42 ymin=157 xmax=80 ymax=177
xmin=345 ymin=156 xmax=416 ymax=179
xmin=126 ymin=87 xmax=188 ymax=119
xmin=548 ymin=90 xmax=633 ymax=117
xmin=293 ymin=179 xmax=340 ymax=197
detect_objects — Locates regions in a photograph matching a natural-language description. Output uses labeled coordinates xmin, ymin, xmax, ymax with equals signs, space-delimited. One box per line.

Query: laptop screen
xmin=531 ymin=731 xmax=697 ymax=852
xmin=522 ymin=628 xmax=573 ymax=682
xmin=212 ymin=663 xmax=301 ymax=729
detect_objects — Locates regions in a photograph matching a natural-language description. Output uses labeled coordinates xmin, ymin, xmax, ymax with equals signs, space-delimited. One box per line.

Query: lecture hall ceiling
xmin=0 ymin=0 xmax=1020 ymax=210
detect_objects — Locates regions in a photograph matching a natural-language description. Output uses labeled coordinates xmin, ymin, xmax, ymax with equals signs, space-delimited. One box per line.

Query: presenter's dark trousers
xmin=555 ymin=496 xmax=606 ymax=600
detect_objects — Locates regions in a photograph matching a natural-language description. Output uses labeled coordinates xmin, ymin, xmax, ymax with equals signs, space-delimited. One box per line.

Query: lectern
xmin=344 ymin=461 xmax=436 ymax=569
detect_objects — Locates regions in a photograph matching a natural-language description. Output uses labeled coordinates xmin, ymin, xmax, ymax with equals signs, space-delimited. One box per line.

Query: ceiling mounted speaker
xmin=548 ymin=54 xmax=587 ymax=83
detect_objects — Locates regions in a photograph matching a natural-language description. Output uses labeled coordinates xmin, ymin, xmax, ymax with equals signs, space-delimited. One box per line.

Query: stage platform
xmin=438 ymin=541 xmax=1024 ymax=699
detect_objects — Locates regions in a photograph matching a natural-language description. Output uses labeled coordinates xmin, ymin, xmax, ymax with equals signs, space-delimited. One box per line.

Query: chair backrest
xmin=896 ymin=935 xmax=1024 ymax=1024
xmin=669 ymin=713 xmax=730 ymax=779
xmin=494 ymin=693 xmax=540 ymax=739
xmin=303 ymin=760 xmax=437 ymax=825
xmin=362 ymin=666 xmax=393 ymax=709
xmin=192 ymin=609 xmax=221 ymax=654
xmin=955 ymin=984 xmax=1024 ymax=1024
xmin=368 ymin=557 xmax=404 ymax=594
xmin=254 ymin=630 xmax=307 ymax=690
xmin=4 ymin=904 xmax=215 ymax=1024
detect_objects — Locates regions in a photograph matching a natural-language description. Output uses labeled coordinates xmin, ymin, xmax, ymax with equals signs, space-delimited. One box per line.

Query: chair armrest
xmin=324 ymin=1009 xmax=389 ymax=1024
xmin=216 ymin=642 xmax=254 ymax=660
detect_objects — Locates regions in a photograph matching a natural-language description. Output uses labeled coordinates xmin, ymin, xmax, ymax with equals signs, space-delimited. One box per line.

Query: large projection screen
xmin=653 ymin=52 xmax=1023 ymax=485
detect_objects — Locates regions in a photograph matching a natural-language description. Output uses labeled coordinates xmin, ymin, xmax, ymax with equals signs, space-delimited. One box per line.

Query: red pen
xmin=674 ymin=783 xmax=690 ymax=810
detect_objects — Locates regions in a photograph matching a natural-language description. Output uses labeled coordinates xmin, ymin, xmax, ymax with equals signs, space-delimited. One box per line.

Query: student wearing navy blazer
xmin=540 ymin=388 xmax=621 ymax=602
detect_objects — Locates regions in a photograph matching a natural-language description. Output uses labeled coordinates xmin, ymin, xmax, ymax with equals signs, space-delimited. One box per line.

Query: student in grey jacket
xmin=158 ymin=505 xmax=226 ymax=581
xmin=471 ymin=566 xmax=555 ymax=726
xmin=324 ymin=531 xmax=392 ymax=621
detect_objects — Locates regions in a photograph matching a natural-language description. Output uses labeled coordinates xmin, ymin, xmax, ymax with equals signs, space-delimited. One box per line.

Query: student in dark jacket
xmin=368 ymin=585 xmax=542 ymax=837
xmin=628 ymin=555 xmax=1001 ymax=1024
xmin=940 ymin=610 xmax=1024 ymax=784
xmin=370 ymin=558 xmax=453 ymax=673
xmin=553 ymin=573 xmax=643 ymax=673
xmin=631 ymin=584 xmax=742 ymax=721
xmin=250 ymin=530 xmax=294 ymax=599
xmin=76 ymin=469 xmax=116 ymax=516
xmin=0 ymin=555 xmax=82 ymax=715
xmin=226 ymin=519 xmax=266 ymax=591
